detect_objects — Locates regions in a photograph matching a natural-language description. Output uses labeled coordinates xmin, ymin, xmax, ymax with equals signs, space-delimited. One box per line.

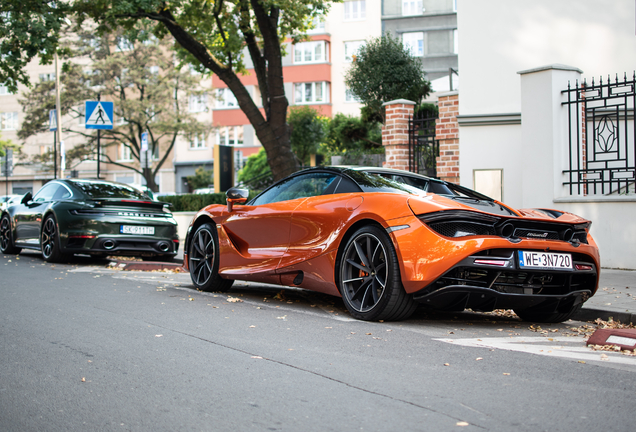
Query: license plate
xmin=120 ymin=225 xmax=155 ymax=235
xmin=518 ymin=251 xmax=572 ymax=270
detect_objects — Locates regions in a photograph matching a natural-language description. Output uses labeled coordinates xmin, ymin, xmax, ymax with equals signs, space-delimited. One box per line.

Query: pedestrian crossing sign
xmin=85 ymin=101 xmax=114 ymax=130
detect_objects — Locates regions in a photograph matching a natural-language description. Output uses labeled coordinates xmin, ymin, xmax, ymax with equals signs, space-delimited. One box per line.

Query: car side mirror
xmin=21 ymin=192 xmax=33 ymax=205
xmin=226 ymin=187 xmax=249 ymax=212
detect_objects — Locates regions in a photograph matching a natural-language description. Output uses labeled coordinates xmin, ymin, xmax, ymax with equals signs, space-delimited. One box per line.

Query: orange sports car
xmin=183 ymin=167 xmax=600 ymax=322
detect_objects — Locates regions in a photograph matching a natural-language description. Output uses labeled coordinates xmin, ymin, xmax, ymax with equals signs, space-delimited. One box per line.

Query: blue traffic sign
xmin=49 ymin=109 xmax=57 ymax=131
xmin=85 ymin=101 xmax=114 ymax=130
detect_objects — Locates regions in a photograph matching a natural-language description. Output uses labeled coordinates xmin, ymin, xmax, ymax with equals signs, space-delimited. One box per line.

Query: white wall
xmin=326 ymin=0 xmax=382 ymax=117
xmin=457 ymin=0 xmax=636 ymax=115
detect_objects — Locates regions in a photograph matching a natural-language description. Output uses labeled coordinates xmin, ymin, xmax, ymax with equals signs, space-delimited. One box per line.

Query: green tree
xmin=237 ymin=148 xmax=272 ymax=188
xmin=18 ymin=27 xmax=210 ymax=192
xmin=288 ymin=106 xmax=327 ymax=166
xmin=1 ymin=0 xmax=340 ymax=182
xmin=0 ymin=133 xmax=16 ymax=158
xmin=186 ymin=166 xmax=213 ymax=191
xmin=345 ymin=33 xmax=431 ymax=121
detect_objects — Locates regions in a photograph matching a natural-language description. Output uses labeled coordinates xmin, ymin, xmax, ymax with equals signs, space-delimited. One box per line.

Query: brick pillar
xmin=435 ymin=92 xmax=460 ymax=184
xmin=381 ymin=99 xmax=415 ymax=171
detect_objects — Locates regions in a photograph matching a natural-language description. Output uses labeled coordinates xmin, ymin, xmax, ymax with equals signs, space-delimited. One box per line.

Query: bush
xmin=159 ymin=191 xmax=261 ymax=212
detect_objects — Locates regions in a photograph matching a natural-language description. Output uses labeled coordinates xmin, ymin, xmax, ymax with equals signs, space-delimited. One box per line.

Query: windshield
xmin=344 ymin=170 xmax=424 ymax=195
xmin=70 ymin=180 xmax=151 ymax=200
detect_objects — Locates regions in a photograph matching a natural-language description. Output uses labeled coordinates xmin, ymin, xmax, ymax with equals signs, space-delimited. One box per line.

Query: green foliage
xmin=345 ymin=33 xmax=431 ymax=121
xmin=0 ymin=133 xmax=17 ymax=158
xmin=0 ymin=1 xmax=71 ymax=93
xmin=238 ymin=148 xmax=272 ymax=184
xmin=18 ymin=25 xmax=210 ymax=192
xmin=160 ymin=191 xmax=260 ymax=212
xmin=160 ymin=193 xmax=227 ymax=212
xmin=288 ymin=106 xmax=328 ymax=165
xmin=186 ymin=166 xmax=213 ymax=191
xmin=322 ymin=113 xmax=382 ymax=157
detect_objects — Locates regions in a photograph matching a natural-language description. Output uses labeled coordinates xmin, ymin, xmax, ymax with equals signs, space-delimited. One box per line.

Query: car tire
xmin=514 ymin=303 xmax=583 ymax=323
xmin=0 ymin=214 xmax=21 ymax=254
xmin=41 ymin=215 xmax=70 ymax=263
xmin=338 ymin=225 xmax=417 ymax=321
xmin=188 ymin=223 xmax=233 ymax=292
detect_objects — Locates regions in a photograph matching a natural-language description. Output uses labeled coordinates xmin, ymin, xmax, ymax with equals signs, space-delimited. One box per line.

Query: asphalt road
xmin=1 ymin=252 xmax=635 ymax=432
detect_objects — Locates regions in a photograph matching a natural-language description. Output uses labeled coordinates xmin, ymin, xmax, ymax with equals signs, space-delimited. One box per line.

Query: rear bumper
xmin=414 ymin=285 xmax=590 ymax=313
xmin=64 ymin=235 xmax=179 ymax=257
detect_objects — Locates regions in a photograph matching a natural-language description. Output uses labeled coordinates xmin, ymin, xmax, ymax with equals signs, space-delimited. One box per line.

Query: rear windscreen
xmin=70 ymin=180 xmax=150 ymax=200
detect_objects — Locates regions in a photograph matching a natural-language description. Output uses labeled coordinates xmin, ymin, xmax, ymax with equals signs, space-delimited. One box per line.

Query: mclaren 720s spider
xmin=183 ymin=167 xmax=600 ymax=322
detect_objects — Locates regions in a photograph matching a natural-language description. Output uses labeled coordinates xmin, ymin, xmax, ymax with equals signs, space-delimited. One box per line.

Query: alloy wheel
xmin=41 ymin=217 xmax=57 ymax=259
xmin=341 ymin=232 xmax=388 ymax=313
xmin=189 ymin=227 xmax=215 ymax=286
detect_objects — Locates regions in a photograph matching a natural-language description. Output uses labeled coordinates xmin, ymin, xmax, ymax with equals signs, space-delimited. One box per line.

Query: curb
xmin=109 ymin=260 xmax=186 ymax=273
xmin=574 ymin=307 xmax=635 ymax=325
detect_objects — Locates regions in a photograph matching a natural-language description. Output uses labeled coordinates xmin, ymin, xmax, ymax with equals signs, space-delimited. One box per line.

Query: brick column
xmin=435 ymin=92 xmax=460 ymax=184
xmin=381 ymin=99 xmax=415 ymax=171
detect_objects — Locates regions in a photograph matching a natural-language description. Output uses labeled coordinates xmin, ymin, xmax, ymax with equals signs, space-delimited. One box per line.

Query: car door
xmin=15 ymin=183 xmax=61 ymax=246
xmin=218 ymin=172 xmax=340 ymax=275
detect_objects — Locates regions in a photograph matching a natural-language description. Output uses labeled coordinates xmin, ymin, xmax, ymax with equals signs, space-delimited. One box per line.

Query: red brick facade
xmin=435 ymin=93 xmax=460 ymax=184
xmin=381 ymin=100 xmax=415 ymax=171
xmin=382 ymin=95 xmax=460 ymax=184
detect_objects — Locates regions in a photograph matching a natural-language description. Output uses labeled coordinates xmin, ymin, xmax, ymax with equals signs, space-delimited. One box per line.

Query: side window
xmin=251 ymin=173 xmax=338 ymax=205
xmin=33 ymin=183 xmax=60 ymax=203
xmin=399 ymin=175 xmax=429 ymax=191
xmin=52 ymin=185 xmax=72 ymax=200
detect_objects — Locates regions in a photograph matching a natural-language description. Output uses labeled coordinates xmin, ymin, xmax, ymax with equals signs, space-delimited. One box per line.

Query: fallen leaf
xmin=444 ymin=363 xmax=450 ymax=366
xmin=476 ymin=357 xmax=483 ymax=361
xmin=578 ymin=360 xmax=586 ymax=364
xmin=155 ymin=334 xmax=163 ymax=337
xmin=81 ymin=377 xmax=86 ymax=382
xmin=456 ymin=422 xmax=469 ymax=427
xmin=249 ymin=325 xmax=256 ymax=328
xmin=503 ymin=373 xmax=510 ymax=375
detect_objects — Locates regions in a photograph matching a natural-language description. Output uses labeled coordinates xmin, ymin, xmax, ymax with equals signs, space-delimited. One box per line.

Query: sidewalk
xmin=574 ymin=268 xmax=636 ymax=324
xmin=120 ymin=252 xmax=635 ymax=324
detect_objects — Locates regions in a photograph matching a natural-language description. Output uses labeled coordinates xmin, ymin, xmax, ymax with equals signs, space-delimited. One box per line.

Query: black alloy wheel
xmin=188 ymin=223 xmax=233 ymax=292
xmin=41 ymin=215 xmax=69 ymax=263
xmin=338 ymin=225 xmax=416 ymax=321
xmin=0 ymin=214 xmax=21 ymax=254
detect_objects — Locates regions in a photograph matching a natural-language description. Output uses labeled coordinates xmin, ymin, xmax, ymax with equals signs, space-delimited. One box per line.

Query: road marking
xmin=434 ymin=336 xmax=636 ymax=367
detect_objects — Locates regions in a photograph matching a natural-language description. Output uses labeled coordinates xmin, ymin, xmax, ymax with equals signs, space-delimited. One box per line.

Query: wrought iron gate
xmin=562 ymin=73 xmax=636 ymax=195
xmin=408 ymin=111 xmax=439 ymax=177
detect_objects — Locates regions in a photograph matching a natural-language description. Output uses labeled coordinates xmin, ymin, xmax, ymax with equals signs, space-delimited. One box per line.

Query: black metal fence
xmin=562 ymin=72 xmax=636 ymax=195
xmin=408 ymin=111 xmax=439 ymax=177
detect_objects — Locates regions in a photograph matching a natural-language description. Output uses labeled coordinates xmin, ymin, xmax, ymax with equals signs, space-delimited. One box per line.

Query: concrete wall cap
xmin=517 ymin=64 xmax=583 ymax=75
xmin=382 ymin=99 xmax=416 ymax=107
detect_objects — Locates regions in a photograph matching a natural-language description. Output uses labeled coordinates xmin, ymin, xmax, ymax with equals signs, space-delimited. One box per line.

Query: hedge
xmin=159 ymin=191 xmax=261 ymax=212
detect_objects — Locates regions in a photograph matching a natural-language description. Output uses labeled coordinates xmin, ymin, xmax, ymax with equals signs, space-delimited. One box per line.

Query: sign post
xmin=85 ymin=100 xmax=114 ymax=178
xmin=1 ymin=149 xmax=12 ymax=195
xmin=49 ymin=109 xmax=58 ymax=179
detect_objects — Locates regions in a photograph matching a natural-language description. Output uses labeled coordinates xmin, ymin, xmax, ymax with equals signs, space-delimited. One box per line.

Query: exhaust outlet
xmin=103 ymin=240 xmax=116 ymax=250
xmin=158 ymin=242 xmax=170 ymax=252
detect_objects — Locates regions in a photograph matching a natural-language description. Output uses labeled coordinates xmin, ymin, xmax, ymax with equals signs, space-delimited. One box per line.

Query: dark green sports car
xmin=0 ymin=179 xmax=179 ymax=262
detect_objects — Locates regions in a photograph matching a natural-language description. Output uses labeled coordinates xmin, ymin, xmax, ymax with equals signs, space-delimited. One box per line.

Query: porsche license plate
xmin=518 ymin=251 xmax=572 ymax=270
xmin=120 ymin=225 xmax=155 ymax=235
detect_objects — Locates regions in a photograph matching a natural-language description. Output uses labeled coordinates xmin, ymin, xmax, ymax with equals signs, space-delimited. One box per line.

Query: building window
xmin=39 ymin=73 xmax=56 ymax=82
xmin=403 ymin=30 xmax=456 ymax=57
xmin=402 ymin=32 xmax=424 ymax=57
xmin=402 ymin=0 xmax=423 ymax=16
xmin=294 ymin=41 xmax=328 ymax=64
xmin=344 ymin=40 xmax=365 ymax=62
xmin=119 ymin=143 xmax=133 ymax=161
xmin=0 ymin=84 xmax=14 ymax=95
xmin=0 ymin=112 xmax=18 ymax=130
xmin=345 ymin=86 xmax=361 ymax=103
xmin=216 ymin=126 xmax=244 ymax=147
xmin=344 ymin=0 xmax=366 ymax=21
xmin=307 ymin=16 xmax=326 ymax=34
xmin=294 ymin=82 xmax=329 ymax=104
xmin=422 ymin=0 xmax=456 ymax=13
xmin=214 ymin=88 xmax=238 ymax=109
xmin=190 ymin=134 xmax=206 ymax=149
xmin=189 ymin=93 xmax=208 ymax=113
xmin=116 ymin=37 xmax=134 ymax=52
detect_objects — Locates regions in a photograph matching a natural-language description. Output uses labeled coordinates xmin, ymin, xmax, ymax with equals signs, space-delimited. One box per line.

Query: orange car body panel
xmin=185 ymin=191 xmax=600 ymax=297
